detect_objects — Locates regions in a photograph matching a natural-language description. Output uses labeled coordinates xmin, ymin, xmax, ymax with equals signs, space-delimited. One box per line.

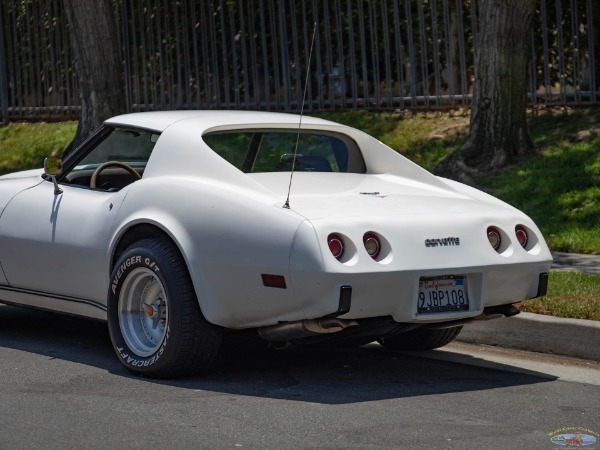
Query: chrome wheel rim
xmin=118 ymin=268 xmax=168 ymax=357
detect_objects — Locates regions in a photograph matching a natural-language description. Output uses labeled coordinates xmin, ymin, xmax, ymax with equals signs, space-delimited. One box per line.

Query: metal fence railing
xmin=1 ymin=0 xmax=598 ymax=123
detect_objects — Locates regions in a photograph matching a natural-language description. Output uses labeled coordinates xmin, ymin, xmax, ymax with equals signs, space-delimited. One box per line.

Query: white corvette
xmin=0 ymin=111 xmax=552 ymax=378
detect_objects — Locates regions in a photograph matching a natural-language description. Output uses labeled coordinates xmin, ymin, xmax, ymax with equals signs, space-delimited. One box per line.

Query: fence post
xmin=0 ymin=0 xmax=598 ymax=117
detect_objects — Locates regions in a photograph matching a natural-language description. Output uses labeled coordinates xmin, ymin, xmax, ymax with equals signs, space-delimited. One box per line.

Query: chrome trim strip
xmin=0 ymin=285 xmax=106 ymax=320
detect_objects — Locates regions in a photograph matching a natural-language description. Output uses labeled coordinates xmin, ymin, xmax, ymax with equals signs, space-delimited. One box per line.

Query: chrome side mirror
xmin=44 ymin=156 xmax=63 ymax=195
xmin=44 ymin=156 xmax=62 ymax=176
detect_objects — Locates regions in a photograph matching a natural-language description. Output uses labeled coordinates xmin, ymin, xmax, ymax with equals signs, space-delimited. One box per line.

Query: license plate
xmin=417 ymin=275 xmax=469 ymax=314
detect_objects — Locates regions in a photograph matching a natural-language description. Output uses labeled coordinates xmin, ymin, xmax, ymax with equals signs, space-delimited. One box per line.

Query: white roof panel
xmin=105 ymin=110 xmax=339 ymax=133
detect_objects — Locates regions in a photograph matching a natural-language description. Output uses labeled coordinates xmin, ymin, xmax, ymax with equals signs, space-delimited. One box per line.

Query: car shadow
xmin=0 ymin=304 xmax=557 ymax=405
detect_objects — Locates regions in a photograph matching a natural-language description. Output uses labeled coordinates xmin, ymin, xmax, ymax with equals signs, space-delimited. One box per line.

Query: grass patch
xmin=520 ymin=271 xmax=600 ymax=321
xmin=0 ymin=121 xmax=77 ymax=175
xmin=481 ymin=108 xmax=600 ymax=254
xmin=315 ymin=110 xmax=466 ymax=171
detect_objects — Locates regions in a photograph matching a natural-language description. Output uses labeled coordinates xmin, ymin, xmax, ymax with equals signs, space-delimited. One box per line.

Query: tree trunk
xmin=62 ymin=0 xmax=126 ymax=155
xmin=435 ymin=0 xmax=537 ymax=185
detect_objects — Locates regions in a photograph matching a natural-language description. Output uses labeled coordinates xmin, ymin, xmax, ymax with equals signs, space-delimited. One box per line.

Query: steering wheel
xmin=90 ymin=161 xmax=141 ymax=189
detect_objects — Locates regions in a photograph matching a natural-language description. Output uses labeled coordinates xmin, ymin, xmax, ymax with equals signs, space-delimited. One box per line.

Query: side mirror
xmin=44 ymin=156 xmax=62 ymax=176
xmin=44 ymin=156 xmax=63 ymax=195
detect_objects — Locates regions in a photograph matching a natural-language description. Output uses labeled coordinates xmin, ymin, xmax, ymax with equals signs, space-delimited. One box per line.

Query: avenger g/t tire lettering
xmin=107 ymin=238 xmax=222 ymax=378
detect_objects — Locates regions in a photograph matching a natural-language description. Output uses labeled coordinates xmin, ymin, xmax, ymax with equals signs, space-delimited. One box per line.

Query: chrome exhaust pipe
xmin=427 ymin=305 xmax=521 ymax=329
xmin=257 ymin=318 xmax=358 ymax=341
xmin=475 ymin=304 xmax=521 ymax=320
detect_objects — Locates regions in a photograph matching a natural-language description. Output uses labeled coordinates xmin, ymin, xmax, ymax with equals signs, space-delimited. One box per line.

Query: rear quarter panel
xmin=110 ymin=177 xmax=308 ymax=328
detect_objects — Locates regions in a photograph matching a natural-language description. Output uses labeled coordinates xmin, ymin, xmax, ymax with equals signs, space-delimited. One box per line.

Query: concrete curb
xmin=456 ymin=253 xmax=600 ymax=361
xmin=457 ymin=312 xmax=600 ymax=362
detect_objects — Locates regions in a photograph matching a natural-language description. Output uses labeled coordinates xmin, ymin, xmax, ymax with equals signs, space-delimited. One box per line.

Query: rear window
xmin=202 ymin=130 xmax=366 ymax=173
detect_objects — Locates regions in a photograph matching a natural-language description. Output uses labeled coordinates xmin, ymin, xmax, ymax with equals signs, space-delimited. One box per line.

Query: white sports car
xmin=0 ymin=111 xmax=552 ymax=378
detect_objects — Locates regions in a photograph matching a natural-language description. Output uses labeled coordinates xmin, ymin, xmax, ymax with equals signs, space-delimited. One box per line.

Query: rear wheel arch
xmin=110 ymin=221 xmax=217 ymax=324
xmin=107 ymin=237 xmax=222 ymax=378
xmin=111 ymin=223 xmax=174 ymax=269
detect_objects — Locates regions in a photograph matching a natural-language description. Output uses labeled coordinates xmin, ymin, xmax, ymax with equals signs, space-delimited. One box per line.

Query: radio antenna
xmin=284 ymin=21 xmax=317 ymax=209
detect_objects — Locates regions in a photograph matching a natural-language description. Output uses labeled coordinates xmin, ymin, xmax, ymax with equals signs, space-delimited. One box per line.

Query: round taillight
xmin=327 ymin=233 xmax=345 ymax=260
xmin=487 ymin=226 xmax=502 ymax=252
xmin=515 ymin=225 xmax=528 ymax=248
xmin=363 ymin=232 xmax=381 ymax=259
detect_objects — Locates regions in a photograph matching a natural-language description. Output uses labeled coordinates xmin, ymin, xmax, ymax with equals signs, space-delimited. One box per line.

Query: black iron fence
xmin=1 ymin=0 xmax=598 ymax=122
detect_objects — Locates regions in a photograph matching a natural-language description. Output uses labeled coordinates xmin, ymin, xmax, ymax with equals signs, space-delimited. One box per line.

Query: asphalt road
xmin=1 ymin=304 xmax=599 ymax=450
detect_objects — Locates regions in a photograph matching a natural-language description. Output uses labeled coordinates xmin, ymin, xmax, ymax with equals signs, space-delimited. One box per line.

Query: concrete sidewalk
xmin=457 ymin=252 xmax=600 ymax=362
xmin=551 ymin=251 xmax=600 ymax=274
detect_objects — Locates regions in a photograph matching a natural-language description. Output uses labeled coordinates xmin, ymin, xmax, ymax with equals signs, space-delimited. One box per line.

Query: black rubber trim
xmin=483 ymin=304 xmax=520 ymax=317
xmin=326 ymin=285 xmax=352 ymax=317
xmin=0 ymin=285 xmax=106 ymax=311
xmin=535 ymin=272 xmax=549 ymax=298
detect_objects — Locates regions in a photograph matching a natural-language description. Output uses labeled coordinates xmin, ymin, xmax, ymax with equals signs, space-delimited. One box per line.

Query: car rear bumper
xmin=288 ymin=262 xmax=552 ymax=324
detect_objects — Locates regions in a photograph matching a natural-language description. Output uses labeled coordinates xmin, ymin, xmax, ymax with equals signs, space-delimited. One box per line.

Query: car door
xmin=0 ymin=180 xmax=125 ymax=304
xmin=0 ymin=125 xmax=158 ymax=308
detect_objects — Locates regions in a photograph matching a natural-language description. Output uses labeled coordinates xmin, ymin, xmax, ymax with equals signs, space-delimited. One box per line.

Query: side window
xmin=64 ymin=128 xmax=159 ymax=191
xmin=202 ymin=132 xmax=253 ymax=171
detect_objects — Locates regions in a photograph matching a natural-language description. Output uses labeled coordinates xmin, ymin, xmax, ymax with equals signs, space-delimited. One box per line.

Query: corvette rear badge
xmin=425 ymin=237 xmax=460 ymax=247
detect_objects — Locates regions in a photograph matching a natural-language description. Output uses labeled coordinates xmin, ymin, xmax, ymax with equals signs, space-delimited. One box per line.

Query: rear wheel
xmin=378 ymin=326 xmax=463 ymax=351
xmin=107 ymin=238 xmax=222 ymax=378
